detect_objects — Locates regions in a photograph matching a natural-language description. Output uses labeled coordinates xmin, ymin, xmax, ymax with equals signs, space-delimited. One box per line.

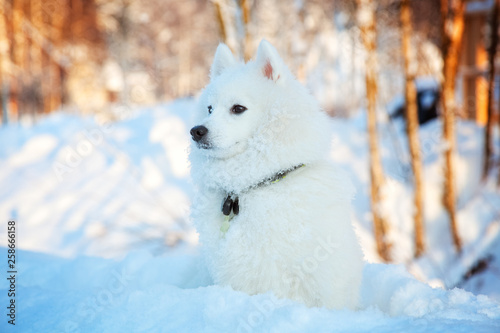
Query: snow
xmin=1 ymin=249 xmax=499 ymax=332
xmin=0 ymin=100 xmax=197 ymax=258
xmin=1 ymin=98 xmax=500 ymax=330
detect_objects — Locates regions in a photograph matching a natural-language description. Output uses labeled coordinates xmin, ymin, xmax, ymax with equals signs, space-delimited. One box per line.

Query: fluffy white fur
xmin=189 ymin=40 xmax=364 ymax=309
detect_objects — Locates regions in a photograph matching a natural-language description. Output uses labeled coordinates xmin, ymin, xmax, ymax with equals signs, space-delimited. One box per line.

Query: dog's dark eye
xmin=231 ymin=105 xmax=247 ymax=114
xmin=208 ymin=105 xmax=213 ymax=114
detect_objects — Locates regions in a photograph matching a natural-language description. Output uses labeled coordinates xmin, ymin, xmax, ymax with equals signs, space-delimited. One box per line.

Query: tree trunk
xmin=484 ymin=0 xmax=499 ymax=180
xmin=30 ymin=0 xmax=44 ymax=116
xmin=357 ymin=0 xmax=391 ymax=262
xmin=240 ymin=0 xmax=252 ymax=62
xmin=214 ymin=0 xmax=235 ymax=55
xmin=441 ymin=0 xmax=465 ymax=253
xmin=400 ymin=0 xmax=425 ymax=257
xmin=11 ymin=0 xmax=24 ymax=119
xmin=0 ymin=3 xmax=9 ymax=125
xmin=12 ymin=0 xmax=24 ymax=69
xmin=47 ymin=0 xmax=66 ymax=113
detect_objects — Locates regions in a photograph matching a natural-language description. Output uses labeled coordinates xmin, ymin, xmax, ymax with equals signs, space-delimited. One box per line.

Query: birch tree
xmin=484 ymin=0 xmax=499 ymax=180
xmin=239 ymin=0 xmax=252 ymax=61
xmin=0 ymin=2 xmax=9 ymax=124
xmin=400 ymin=0 xmax=425 ymax=257
xmin=213 ymin=0 xmax=237 ymax=55
xmin=30 ymin=0 xmax=44 ymax=115
xmin=11 ymin=0 xmax=24 ymax=118
xmin=357 ymin=0 xmax=391 ymax=262
xmin=440 ymin=0 xmax=465 ymax=253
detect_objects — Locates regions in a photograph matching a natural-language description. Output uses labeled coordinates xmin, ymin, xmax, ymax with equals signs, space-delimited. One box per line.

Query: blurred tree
xmin=30 ymin=0 xmax=43 ymax=112
xmin=12 ymin=0 xmax=24 ymax=69
xmin=357 ymin=0 xmax=391 ymax=262
xmin=239 ymin=0 xmax=252 ymax=61
xmin=48 ymin=0 xmax=66 ymax=113
xmin=11 ymin=0 xmax=25 ymax=119
xmin=0 ymin=1 xmax=8 ymax=125
xmin=214 ymin=0 xmax=236 ymax=55
xmin=462 ymin=4 xmax=488 ymax=124
xmin=400 ymin=0 xmax=425 ymax=257
xmin=214 ymin=0 xmax=228 ymax=45
xmin=19 ymin=0 xmax=41 ymax=118
xmin=484 ymin=0 xmax=499 ymax=180
xmin=441 ymin=0 xmax=465 ymax=253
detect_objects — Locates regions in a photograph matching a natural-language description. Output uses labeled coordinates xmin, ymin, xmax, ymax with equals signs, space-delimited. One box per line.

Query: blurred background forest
xmin=0 ymin=0 xmax=482 ymax=120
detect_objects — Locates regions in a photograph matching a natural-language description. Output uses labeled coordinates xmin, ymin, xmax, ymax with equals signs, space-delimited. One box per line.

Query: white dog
xmin=189 ymin=40 xmax=364 ymax=310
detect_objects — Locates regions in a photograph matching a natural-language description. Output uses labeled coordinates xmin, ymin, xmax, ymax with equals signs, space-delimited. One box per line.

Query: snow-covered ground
xmin=1 ymin=99 xmax=500 ymax=331
xmin=2 ymin=249 xmax=500 ymax=332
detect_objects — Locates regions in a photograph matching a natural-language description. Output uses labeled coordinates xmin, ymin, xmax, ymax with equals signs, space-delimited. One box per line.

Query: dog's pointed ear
xmin=210 ymin=43 xmax=237 ymax=80
xmin=255 ymin=40 xmax=285 ymax=83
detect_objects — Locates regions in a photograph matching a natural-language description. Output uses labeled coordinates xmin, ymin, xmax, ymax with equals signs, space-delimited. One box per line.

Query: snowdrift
xmin=1 ymin=249 xmax=499 ymax=332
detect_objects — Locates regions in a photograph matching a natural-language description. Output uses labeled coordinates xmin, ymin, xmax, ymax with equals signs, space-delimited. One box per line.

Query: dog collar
xmin=221 ymin=163 xmax=305 ymax=217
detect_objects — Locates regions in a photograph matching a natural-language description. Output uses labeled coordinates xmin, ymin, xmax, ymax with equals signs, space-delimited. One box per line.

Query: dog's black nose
xmin=190 ymin=125 xmax=208 ymax=142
